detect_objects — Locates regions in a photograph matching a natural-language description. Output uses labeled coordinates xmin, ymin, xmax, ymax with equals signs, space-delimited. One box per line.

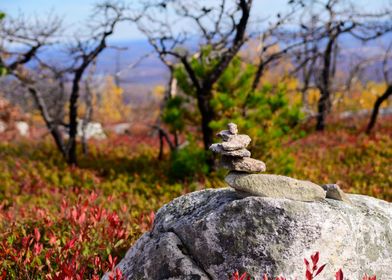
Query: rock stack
xmin=209 ymin=123 xmax=266 ymax=173
xmin=210 ymin=122 xmax=327 ymax=202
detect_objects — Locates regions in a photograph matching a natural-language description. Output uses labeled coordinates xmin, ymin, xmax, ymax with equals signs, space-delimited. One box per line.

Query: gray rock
xmin=216 ymin=123 xmax=239 ymax=141
xmin=227 ymin=123 xmax=238 ymax=134
xmin=210 ymin=144 xmax=251 ymax=157
xmin=216 ymin=130 xmax=234 ymax=141
xmin=15 ymin=121 xmax=29 ymax=136
xmin=209 ymin=143 xmax=223 ymax=153
xmin=76 ymin=121 xmax=106 ymax=140
xmin=223 ymin=148 xmax=251 ymax=157
xmin=111 ymin=123 xmax=131 ymax=135
xmin=107 ymin=189 xmax=392 ymax=280
xmin=0 ymin=120 xmax=7 ymax=133
xmin=322 ymin=184 xmax=352 ymax=203
xmin=220 ymin=135 xmax=251 ymax=151
xmin=106 ymin=232 xmax=211 ymax=280
xmin=221 ymin=156 xmax=266 ymax=172
xmin=225 ymin=172 xmax=326 ymax=202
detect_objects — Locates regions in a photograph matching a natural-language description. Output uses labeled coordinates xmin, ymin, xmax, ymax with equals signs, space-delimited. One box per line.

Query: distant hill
xmin=26 ymin=33 xmax=392 ymax=105
xmin=94 ymin=40 xmax=168 ymax=86
xmin=96 ymin=33 xmax=392 ymax=86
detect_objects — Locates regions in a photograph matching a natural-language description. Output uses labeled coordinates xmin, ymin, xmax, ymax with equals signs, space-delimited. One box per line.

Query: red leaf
xmin=306 ymin=269 xmax=313 ymax=280
xmin=63 ymin=237 xmax=77 ymax=251
xmin=362 ymin=275 xmax=377 ymax=280
xmin=335 ymin=269 xmax=344 ymax=280
xmin=149 ymin=211 xmax=155 ymax=229
xmin=22 ymin=236 xmax=31 ymax=248
xmin=115 ymin=268 xmax=122 ymax=279
xmin=33 ymin=243 xmax=43 ymax=255
xmin=311 ymin=252 xmax=319 ymax=267
xmin=315 ymin=264 xmax=327 ymax=277
xmin=304 ymin=258 xmax=310 ymax=271
xmin=34 ymin=228 xmax=41 ymax=242
xmin=78 ymin=212 xmax=86 ymax=224
xmin=232 ymin=270 xmax=239 ymax=280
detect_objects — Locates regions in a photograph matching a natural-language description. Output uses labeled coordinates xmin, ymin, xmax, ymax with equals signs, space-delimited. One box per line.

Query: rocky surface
xmin=226 ymin=172 xmax=326 ymax=202
xmin=322 ymin=184 xmax=352 ymax=204
xmin=106 ymin=188 xmax=392 ymax=280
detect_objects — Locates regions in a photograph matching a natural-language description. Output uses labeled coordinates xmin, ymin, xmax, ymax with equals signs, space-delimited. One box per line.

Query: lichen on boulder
xmin=105 ymin=189 xmax=392 ymax=280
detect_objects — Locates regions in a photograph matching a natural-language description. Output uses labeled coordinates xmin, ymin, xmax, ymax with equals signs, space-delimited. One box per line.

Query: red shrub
xmin=0 ymin=191 xmax=136 ymax=279
xmin=230 ymin=252 xmax=377 ymax=280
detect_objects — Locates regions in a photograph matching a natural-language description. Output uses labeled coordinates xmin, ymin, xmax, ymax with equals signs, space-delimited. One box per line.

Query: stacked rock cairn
xmin=209 ymin=123 xmax=266 ymax=173
xmin=210 ymin=122 xmax=351 ymax=203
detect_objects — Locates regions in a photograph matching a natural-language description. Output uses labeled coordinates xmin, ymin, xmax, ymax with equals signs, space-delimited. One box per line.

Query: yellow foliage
xmin=153 ymin=85 xmax=165 ymax=100
xmin=94 ymin=76 xmax=131 ymax=123
xmin=335 ymin=81 xmax=389 ymax=112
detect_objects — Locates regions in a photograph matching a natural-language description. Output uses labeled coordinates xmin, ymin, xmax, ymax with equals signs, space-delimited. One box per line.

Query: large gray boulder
xmin=106 ymin=188 xmax=392 ymax=280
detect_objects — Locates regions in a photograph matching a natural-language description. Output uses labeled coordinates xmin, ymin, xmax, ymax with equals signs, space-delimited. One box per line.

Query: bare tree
xmin=154 ymin=61 xmax=178 ymax=160
xmin=63 ymin=1 xmax=129 ymax=164
xmin=291 ymin=0 xmax=392 ymax=131
xmin=366 ymin=43 xmax=392 ymax=134
xmin=0 ymin=2 xmax=126 ymax=165
xmin=138 ymin=0 xmax=253 ymax=168
xmin=249 ymin=6 xmax=302 ymax=92
xmin=0 ymin=13 xmax=66 ymax=154
xmin=0 ymin=13 xmax=62 ymax=72
xmin=239 ymin=3 xmax=313 ymax=117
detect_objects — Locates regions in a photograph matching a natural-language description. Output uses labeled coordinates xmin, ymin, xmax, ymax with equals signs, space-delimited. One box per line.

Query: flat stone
xmin=220 ymin=156 xmax=266 ymax=172
xmin=216 ymin=130 xmax=234 ymax=141
xmin=209 ymin=143 xmax=223 ymax=153
xmin=222 ymin=148 xmax=251 ymax=157
xmin=225 ymin=172 xmax=326 ymax=202
xmin=220 ymin=135 xmax=251 ymax=151
xmin=209 ymin=144 xmax=251 ymax=157
xmin=322 ymin=184 xmax=352 ymax=203
xmin=227 ymin=123 xmax=238 ymax=134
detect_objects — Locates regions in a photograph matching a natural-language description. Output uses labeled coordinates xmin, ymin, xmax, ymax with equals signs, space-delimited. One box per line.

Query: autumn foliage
xmin=230 ymin=252 xmax=376 ymax=280
xmin=0 ymin=190 xmax=155 ymax=279
xmin=1 ymin=115 xmax=391 ymax=278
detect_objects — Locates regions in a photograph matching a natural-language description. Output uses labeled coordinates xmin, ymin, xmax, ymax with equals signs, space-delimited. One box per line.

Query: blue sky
xmin=1 ymin=0 xmax=390 ymax=41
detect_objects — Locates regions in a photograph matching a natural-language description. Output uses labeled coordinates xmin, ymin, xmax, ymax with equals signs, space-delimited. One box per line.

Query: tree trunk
xmin=158 ymin=129 xmax=164 ymax=160
xmin=67 ymin=72 xmax=83 ymax=165
xmin=82 ymin=80 xmax=93 ymax=155
xmin=316 ymin=36 xmax=335 ymax=131
xmin=28 ymin=86 xmax=67 ymax=159
xmin=301 ymin=87 xmax=309 ymax=114
xmin=316 ymin=88 xmax=331 ymax=131
xmin=196 ymin=89 xmax=215 ymax=169
xmin=366 ymin=85 xmax=392 ymax=134
xmin=196 ymin=91 xmax=214 ymax=150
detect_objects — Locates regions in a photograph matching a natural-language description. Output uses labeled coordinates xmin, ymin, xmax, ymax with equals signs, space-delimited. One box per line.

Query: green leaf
xmin=114 ymin=239 xmax=124 ymax=248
